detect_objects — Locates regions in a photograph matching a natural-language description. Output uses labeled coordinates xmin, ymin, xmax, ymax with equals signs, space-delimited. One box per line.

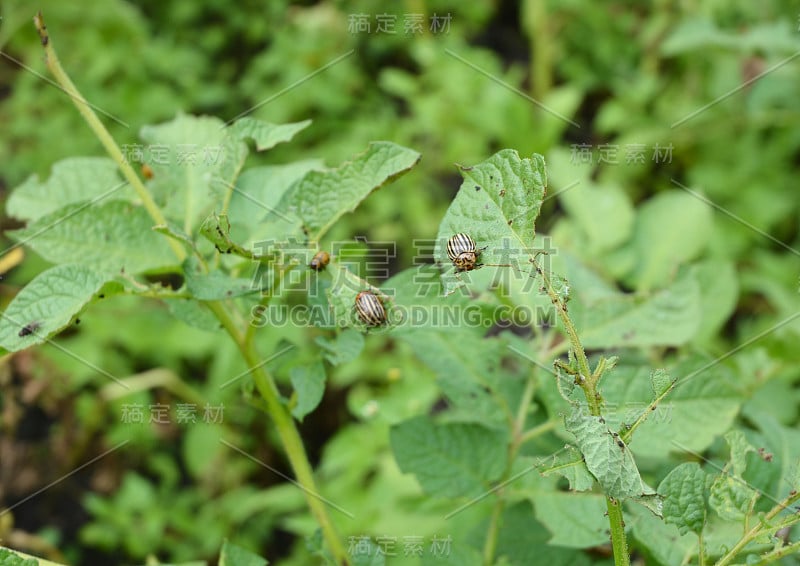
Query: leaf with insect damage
xmin=0 ymin=264 xmax=119 ymax=352
xmin=435 ymin=150 xmax=546 ymax=295
xmin=565 ymin=408 xmax=658 ymax=503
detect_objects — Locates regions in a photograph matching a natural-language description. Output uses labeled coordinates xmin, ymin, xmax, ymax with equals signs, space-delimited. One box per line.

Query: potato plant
xmin=1 ymin=8 xmax=800 ymax=566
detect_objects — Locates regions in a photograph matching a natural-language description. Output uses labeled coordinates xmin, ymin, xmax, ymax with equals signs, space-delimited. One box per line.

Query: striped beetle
xmin=446 ymin=233 xmax=485 ymax=272
xmin=309 ymin=250 xmax=330 ymax=271
xmin=355 ymin=290 xmax=387 ymax=327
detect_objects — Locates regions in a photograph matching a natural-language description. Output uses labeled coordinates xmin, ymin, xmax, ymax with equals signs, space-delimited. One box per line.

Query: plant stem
xmin=523 ymin=0 xmax=553 ymax=101
xmin=518 ymin=419 xmax=558 ymax=445
xmin=484 ymin=333 xmax=562 ymax=564
xmin=533 ymin=259 xmax=598 ymax=415
xmin=482 ymin=358 xmax=538 ymax=564
xmin=33 ymin=14 xmax=346 ymax=563
xmin=483 ymin=495 xmax=505 ymax=564
xmin=715 ymin=489 xmax=800 ymax=566
xmin=619 ymin=379 xmax=675 ymax=444
xmin=698 ymin=531 xmax=706 ymax=566
xmin=33 ymin=12 xmax=185 ymax=263
xmin=207 ymin=301 xmax=348 ymax=564
xmin=605 ymin=497 xmax=629 ymax=566
xmin=747 ymin=540 xmax=800 ymax=566
xmin=533 ymin=258 xmax=630 ymax=566
xmin=514 ymin=371 xmax=538 ymax=435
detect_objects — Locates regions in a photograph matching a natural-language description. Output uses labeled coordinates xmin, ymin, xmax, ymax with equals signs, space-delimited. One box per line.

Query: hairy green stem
xmin=715 ymin=489 xmax=800 ymax=566
xmin=605 ymin=498 xmax=629 ymax=566
xmin=207 ymin=301 xmax=348 ymax=564
xmin=619 ymin=380 xmax=675 ymax=444
xmin=33 ymin=12 xmax=184 ymax=262
xmin=533 ymin=258 xmax=630 ymax=566
xmin=748 ymin=540 xmax=800 ymax=566
xmin=533 ymin=260 xmax=599 ymax=414
xmin=698 ymin=531 xmax=706 ymax=566
xmin=34 ymin=13 xmax=347 ymax=563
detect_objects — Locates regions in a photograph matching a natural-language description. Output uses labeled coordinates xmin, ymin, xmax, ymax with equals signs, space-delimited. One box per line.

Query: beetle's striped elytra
xmin=446 ymin=233 xmax=482 ymax=272
xmin=355 ymin=290 xmax=387 ymax=327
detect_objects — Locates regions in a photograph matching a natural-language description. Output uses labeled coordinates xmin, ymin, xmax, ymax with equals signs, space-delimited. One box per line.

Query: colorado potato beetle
xmin=355 ymin=290 xmax=386 ymax=327
xmin=309 ymin=250 xmax=330 ymax=271
xmin=446 ymin=233 xmax=482 ymax=272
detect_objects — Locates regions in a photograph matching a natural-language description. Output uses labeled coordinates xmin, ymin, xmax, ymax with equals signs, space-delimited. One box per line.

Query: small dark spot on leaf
xmin=226 ymin=290 xmax=232 ymax=296
xmin=508 ymin=219 xmax=513 ymax=225
xmin=42 ymin=35 xmax=49 ymax=46
xmin=484 ymin=204 xmax=489 ymax=210
xmin=75 ymin=318 xmax=81 ymax=325
xmin=98 ymin=294 xmax=105 ymax=299
xmin=499 ymin=189 xmax=506 ymax=197
xmin=475 ymin=185 xmax=481 ymax=191
xmin=19 ymin=321 xmax=40 ymax=337
xmin=599 ymin=417 xmax=605 ymax=424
